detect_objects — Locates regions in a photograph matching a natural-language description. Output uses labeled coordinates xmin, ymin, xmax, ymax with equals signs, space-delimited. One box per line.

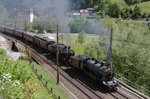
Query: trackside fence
xmin=31 ymin=64 xmax=60 ymax=99
xmin=115 ymin=74 xmax=150 ymax=97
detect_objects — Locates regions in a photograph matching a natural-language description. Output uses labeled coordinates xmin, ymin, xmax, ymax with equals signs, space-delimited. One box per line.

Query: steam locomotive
xmin=0 ymin=25 xmax=118 ymax=91
xmin=70 ymin=55 xmax=118 ymax=91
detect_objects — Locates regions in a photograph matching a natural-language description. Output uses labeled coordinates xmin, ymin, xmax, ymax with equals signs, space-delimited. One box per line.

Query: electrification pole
xmin=24 ymin=19 xmax=27 ymax=53
xmin=4 ymin=21 xmax=6 ymax=34
xmin=61 ymin=32 xmax=63 ymax=45
xmin=56 ymin=25 xmax=60 ymax=84
xmin=14 ymin=21 xmax=16 ymax=38
xmin=110 ymin=25 xmax=113 ymax=69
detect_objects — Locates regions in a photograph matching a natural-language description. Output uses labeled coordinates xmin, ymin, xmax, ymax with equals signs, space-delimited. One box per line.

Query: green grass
xmin=106 ymin=0 xmax=150 ymax=14
xmin=31 ymin=62 xmax=69 ymax=99
xmin=130 ymin=1 xmax=150 ymax=14
xmin=15 ymin=60 xmax=55 ymax=99
xmin=0 ymin=92 xmax=2 ymax=98
xmin=31 ymin=75 xmax=53 ymax=99
xmin=110 ymin=0 xmax=127 ymax=5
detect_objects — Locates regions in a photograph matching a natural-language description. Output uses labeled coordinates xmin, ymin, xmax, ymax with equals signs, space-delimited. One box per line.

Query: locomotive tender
xmin=0 ymin=25 xmax=118 ymax=91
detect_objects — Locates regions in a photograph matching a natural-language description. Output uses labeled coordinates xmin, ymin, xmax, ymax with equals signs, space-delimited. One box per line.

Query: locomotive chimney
xmin=95 ymin=59 xmax=99 ymax=64
xmin=106 ymin=62 xmax=110 ymax=69
xmin=101 ymin=61 xmax=106 ymax=66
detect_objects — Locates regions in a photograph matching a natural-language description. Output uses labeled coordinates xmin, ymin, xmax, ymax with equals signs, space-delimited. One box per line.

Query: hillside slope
xmin=130 ymin=1 xmax=150 ymax=14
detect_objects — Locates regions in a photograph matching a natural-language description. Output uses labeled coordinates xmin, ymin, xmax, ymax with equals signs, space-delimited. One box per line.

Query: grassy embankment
xmin=109 ymin=0 xmax=150 ymax=14
xmin=0 ymin=48 xmax=68 ymax=99
xmin=130 ymin=1 xmax=150 ymax=14
xmin=0 ymin=48 xmax=53 ymax=98
xmin=31 ymin=62 xmax=69 ymax=99
xmin=106 ymin=0 xmax=150 ymax=14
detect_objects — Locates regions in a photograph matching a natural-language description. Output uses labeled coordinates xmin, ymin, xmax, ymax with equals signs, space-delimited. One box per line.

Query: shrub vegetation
xmin=0 ymin=48 xmax=55 ymax=99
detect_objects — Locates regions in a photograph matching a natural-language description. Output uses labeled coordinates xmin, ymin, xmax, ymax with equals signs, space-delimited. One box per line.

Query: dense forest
xmin=71 ymin=0 xmax=150 ymax=19
xmin=71 ymin=0 xmax=150 ymax=9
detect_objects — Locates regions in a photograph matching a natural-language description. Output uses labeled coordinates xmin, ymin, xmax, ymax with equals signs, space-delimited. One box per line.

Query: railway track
xmin=0 ymin=32 xmax=149 ymax=99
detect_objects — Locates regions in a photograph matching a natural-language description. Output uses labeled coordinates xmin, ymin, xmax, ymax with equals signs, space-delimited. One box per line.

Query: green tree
xmin=133 ymin=5 xmax=142 ymax=19
xmin=78 ymin=31 xmax=86 ymax=45
xmin=84 ymin=42 xmax=105 ymax=61
xmin=112 ymin=28 xmax=150 ymax=92
xmin=69 ymin=17 xmax=86 ymax=33
xmin=97 ymin=0 xmax=110 ymax=15
xmin=31 ymin=19 xmax=56 ymax=33
xmin=108 ymin=3 xmax=121 ymax=18
xmin=124 ymin=0 xmax=143 ymax=5
xmin=84 ymin=20 xmax=93 ymax=33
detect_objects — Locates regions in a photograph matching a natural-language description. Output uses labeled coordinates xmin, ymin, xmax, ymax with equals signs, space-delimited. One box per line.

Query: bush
xmin=0 ymin=49 xmax=40 ymax=98
xmin=78 ymin=31 xmax=86 ymax=45
xmin=69 ymin=16 xmax=86 ymax=33
xmin=103 ymin=18 xmax=150 ymax=93
xmin=0 ymin=73 xmax=25 ymax=99
xmin=0 ymin=48 xmax=6 ymax=56
xmin=84 ymin=42 xmax=105 ymax=61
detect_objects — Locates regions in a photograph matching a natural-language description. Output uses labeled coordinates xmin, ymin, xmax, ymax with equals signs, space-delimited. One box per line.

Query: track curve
xmin=0 ymin=32 xmax=149 ymax=99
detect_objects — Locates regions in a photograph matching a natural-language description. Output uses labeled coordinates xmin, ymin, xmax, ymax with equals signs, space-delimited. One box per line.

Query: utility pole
xmin=110 ymin=25 xmax=113 ymax=69
xmin=14 ymin=21 xmax=16 ymax=38
xmin=61 ymin=32 xmax=63 ymax=45
xmin=56 ymin=25 xmax=59 ymax=84
xmin=24 ymin=19 xmax=27 ymax=53
xmin=4 ymin=21 xmax=6 ymax=34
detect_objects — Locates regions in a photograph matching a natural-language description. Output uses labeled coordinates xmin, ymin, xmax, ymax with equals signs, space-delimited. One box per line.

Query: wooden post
xmin=29 ymin=59 xmax=32 ymax=65
xmin=50 ymin=88 xmax=53 ymax=93
xmin=46 ymin=81 xmax=48 ymax=86
xmin=32 ymin=65 xmax=34 ymax=68
xmin=58 ymin=96 xmax=60 ymax=99
xmin=39 ymin=75 xmax=42 ymax=80
xmin=56 ymin=25 xmax=59 ymax=84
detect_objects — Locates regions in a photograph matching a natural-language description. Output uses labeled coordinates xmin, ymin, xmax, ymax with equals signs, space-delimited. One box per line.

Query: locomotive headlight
xmin=113 ymin=80 xmax=118 ymax=85
xmin=113 ymin=80 xmax=117 ymax=83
